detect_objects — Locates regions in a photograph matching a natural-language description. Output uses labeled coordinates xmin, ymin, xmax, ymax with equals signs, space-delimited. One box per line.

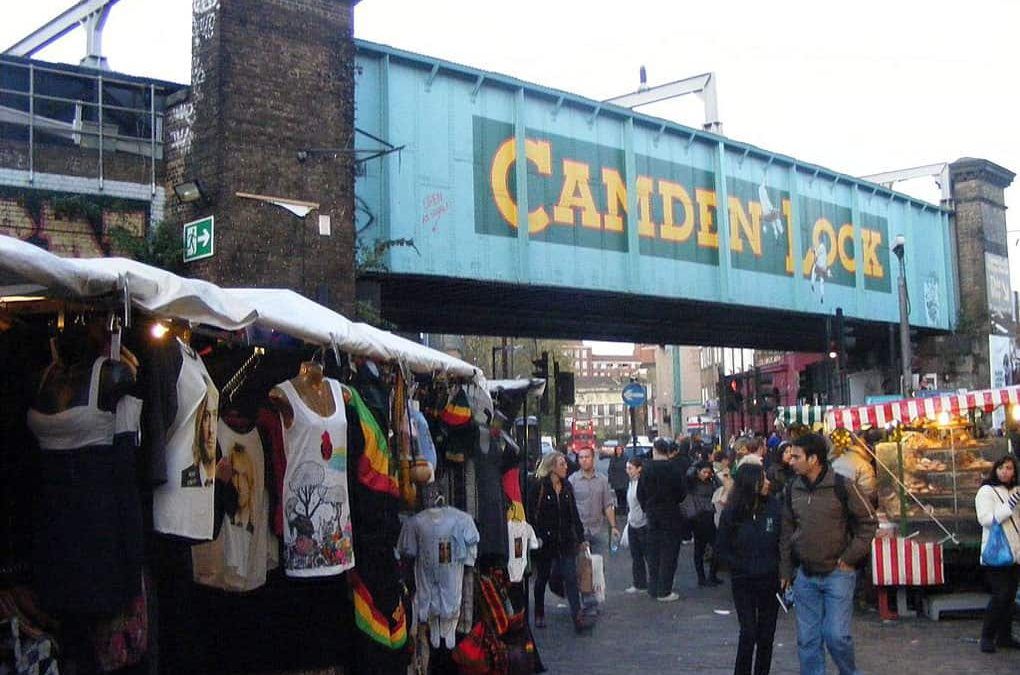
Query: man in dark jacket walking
xmin=637 ymin=437 xmax=688 ymax=602
xmin=779 ymin=433 xmax=876 ymax=675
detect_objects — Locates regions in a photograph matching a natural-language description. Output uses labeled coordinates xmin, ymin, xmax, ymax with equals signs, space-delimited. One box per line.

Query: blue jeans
xmin=793 ymin=568 xmax=860 ymax=675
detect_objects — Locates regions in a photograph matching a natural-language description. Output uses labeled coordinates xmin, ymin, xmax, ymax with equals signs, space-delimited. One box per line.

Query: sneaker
xmin=681 ymin=538 xmax=694 ymax=545
xmin=980 ymin=639 xmax=996 ymax=654
xmin=534 ymin=614 xmax=546 ymax=628
xmin=657 ymin=592 xmax=680 ymax=603
xmin=625 ymin=586 xmax=640 ymax=594
xmin=708 ymin=577 xmax=724 ymax=586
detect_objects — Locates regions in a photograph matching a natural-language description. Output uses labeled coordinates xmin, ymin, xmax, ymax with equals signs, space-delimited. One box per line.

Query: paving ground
xmin=532 ymin=541 xmax=1019 ymax=674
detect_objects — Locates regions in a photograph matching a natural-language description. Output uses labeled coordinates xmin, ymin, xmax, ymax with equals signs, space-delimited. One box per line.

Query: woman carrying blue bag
xmin=975 ymin=455 xmax=1020 ymax=654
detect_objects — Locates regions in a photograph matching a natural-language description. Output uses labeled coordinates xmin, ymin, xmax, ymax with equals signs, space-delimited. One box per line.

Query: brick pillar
xmin=921 ymin=158 xmax=1014 ymax=390
xmin=166 ymin=0 xmax=357 ymax=313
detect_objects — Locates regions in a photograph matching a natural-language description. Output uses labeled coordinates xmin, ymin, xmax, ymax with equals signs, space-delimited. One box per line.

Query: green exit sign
xmin=183 ymin=216 xmax=214 ymax=262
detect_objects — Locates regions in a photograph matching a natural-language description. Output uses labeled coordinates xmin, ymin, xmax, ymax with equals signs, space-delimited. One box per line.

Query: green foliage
xmin=109 ymin=220 xmax=185 ymax=274
xmin=356 ymin=237 xmax=418 ymax=274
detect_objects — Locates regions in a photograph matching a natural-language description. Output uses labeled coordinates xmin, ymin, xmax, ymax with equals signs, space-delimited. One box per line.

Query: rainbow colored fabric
xmin=350 ymin=571 xmax=407 ymax=649
xmin=344 ymin=386 xmax=400 ymax=497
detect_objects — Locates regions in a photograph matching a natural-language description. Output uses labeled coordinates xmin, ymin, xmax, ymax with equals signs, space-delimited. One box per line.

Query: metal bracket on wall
xmin=297 ymin=128 xmax=405 ymax=168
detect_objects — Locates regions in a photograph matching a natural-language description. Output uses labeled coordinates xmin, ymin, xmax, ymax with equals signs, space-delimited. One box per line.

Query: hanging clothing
xmin=277 ymin=378 xmax=355 ymax=577
xmin=152 ymin=339 xmax=219 ymax=541
xmin=27 ymin=357 xmax=145 ymax=616
xmin=474 ymin=429 xmax=510 ymax=561
xmin=192 ymin=418 xmax=278 ymax=592
xmin=397 ymin=507 xmax=479 ymax=648
xmin=506 ymin=520 xmax=539 ymax=583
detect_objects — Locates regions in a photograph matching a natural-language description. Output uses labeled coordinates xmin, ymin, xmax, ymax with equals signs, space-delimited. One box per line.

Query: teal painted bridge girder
xmin=353 ymin=39 xmax=956 ymax=332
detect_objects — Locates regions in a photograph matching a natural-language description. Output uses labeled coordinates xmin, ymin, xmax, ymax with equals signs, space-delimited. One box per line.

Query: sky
xmin=3 ymin=0 xmax=1019 ymax=291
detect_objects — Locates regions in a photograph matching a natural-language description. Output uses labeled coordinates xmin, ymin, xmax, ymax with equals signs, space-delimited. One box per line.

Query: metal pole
xmin=553 ymin=360 xmax=562 ymax=450
xmin=28 ymin=64 xmax=34 ymax=183
xmin=898 ymin=265 xmax=911 ymax=396
xmin=717 ymin=365 xmax=726 ymax=450
xmin=501 ymin=336 xmax=509 ymax=378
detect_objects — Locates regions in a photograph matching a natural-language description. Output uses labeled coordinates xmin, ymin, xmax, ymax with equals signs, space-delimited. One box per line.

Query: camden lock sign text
xmin=472 ymin=117 xmax=890 ymax=293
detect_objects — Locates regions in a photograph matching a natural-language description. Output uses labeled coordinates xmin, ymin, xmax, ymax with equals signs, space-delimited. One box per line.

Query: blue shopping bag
xmin=982 ymin=520 xmax=1015 ymax=567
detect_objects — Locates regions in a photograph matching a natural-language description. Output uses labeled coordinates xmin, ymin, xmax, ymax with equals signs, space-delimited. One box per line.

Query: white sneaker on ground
xmin=625 ymin=586 xmax=640 ymax=594
xmin=657 ymin=592 xmax=680 ymax=603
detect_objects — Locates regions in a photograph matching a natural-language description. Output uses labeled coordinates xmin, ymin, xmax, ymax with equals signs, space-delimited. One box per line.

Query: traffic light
xmin=555 ymin=370 xmax=575 ymax=407
xmin=532 ymin=351 xmax=550 ymax=413
xmin=532 ymin=351 xmax=549 ymax=380
xmin=724 ymin=376 xmax=744 ymax=411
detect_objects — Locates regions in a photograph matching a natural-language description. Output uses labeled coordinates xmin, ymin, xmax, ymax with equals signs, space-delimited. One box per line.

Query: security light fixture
xmin=173 ymin=180 xmax=205 ymax=204
xmin=892 ymin=234 xmax=906 ymax=262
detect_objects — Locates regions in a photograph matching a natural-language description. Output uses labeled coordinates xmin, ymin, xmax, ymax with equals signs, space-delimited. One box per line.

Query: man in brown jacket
xmin=779 ymin=433 xmax=876 ymax=675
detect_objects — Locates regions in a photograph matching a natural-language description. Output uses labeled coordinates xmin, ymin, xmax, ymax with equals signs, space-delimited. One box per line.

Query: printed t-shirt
xmin=278 ymin=378 xmax=355 ymax=577
xmin=153 ymin=339 xmax=219 ymax=540
xmin=192 ymin=419 xmax=278 ymax=591
xmin=506 ymin=520 xmax=539 ymax=583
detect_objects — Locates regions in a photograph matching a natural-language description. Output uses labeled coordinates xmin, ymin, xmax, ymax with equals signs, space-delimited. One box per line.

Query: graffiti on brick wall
xmin=168 ymin=101 xmax=196 ymax=156
xmin=191 ymin=0 xmax=219 ymax=109
xmin=0 ymin=192 xmax=148 ymax=258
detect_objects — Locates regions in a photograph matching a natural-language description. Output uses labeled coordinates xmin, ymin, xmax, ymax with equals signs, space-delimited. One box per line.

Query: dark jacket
xmin=637 ymin=458 xmax=688 ymax=531
xmin=686 ymin=474 xmax=719 ymax=518
xmin=716 ymin=495 xmax=782 ymax=579
xmin=779 ymin=464 xmax=877 ymax=578
xmin=528 ymin=476 xmax=584 ymax=558
xmin=608 ymin=455 xmax=629 ymax=491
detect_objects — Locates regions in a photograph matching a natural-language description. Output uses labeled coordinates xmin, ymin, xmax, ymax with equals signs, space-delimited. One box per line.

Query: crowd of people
xmin=526 ymin=430 xmax=1020 ymax=675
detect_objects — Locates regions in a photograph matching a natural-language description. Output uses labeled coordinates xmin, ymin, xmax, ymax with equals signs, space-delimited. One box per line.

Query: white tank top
xmin=28 ymin=358 xmax=115 ymax=450
xmin=278 ymin=378 xmax=355 ymax=577
xmin=153 ymin=339 xmax=219 ymax=540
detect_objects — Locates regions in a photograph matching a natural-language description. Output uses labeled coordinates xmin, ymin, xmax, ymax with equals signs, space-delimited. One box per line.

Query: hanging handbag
xmin=982 ymin=521 xmax=1014 ymax=567
xmin=982 ymin=490 xmax=1017 ymax=567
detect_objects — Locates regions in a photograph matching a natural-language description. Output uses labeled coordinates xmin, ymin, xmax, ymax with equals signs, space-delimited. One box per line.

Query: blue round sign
xmin=622 ymin=383 xmax=647 ymax=408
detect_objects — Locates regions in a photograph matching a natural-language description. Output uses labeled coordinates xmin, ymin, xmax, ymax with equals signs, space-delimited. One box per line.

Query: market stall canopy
xmin=0 ymin=236 xmax=483 ymax=379
xmin=775 ymin=405 xmax=833 ymax=427
xmin=222 ymin=288 xmax=358 ymax=351
xmin=486 ymin=378 xmax=547 ymax=396
xmin=0 ymin=235 xmax=257 ymax=330
xmin=825 ymin=386 xmax=1020 ymax=431
xmin=352 ymin=322 xmax=483 ymax=379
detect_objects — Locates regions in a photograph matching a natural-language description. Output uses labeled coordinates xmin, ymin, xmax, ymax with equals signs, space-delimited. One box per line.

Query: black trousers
xmin=646 ymin=525 xmax=682 ymax=598
xmin=981 ymin=564 xmax=1020 ymax=644
xmin=628 ymin=524 xmax=650 ymax=590
xmin=731 ymin=574 xmax=780 ymax=675
xmin=692 ymin=514 xmax=719 ymax=581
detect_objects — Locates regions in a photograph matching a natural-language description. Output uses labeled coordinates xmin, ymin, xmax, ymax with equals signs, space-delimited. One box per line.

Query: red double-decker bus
xmin=570 ymin=418 xmax=596 ymax=454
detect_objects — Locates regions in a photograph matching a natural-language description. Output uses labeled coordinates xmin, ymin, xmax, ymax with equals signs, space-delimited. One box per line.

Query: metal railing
xmin=0 ymin=58 xmax=173 ymax=195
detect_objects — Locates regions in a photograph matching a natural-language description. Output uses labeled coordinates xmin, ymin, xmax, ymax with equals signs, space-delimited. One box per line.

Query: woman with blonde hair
xmin=528 ymin=451 xmax=590 ymax=631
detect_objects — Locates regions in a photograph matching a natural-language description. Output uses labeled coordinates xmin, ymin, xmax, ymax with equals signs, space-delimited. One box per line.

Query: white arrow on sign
xmin=197 ymin=229 xmax=211 ymax=248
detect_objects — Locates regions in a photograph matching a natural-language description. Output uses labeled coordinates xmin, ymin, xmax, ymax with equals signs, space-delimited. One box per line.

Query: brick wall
xmin=167 ymin=0 xmax=358 ymax=313
xmin=0 ymin=186 xmax=148 ymax=257
xmin=917 ymin=158 xmax=1015 ymax=390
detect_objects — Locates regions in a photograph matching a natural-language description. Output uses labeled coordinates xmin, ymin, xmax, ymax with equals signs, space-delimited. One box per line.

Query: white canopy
xmin=0 ymin=235 xmax=481 ymax=379
xmin=486 ymin=378 xmax=547 ymax=396
xmin=0 ymin=236 xmax=257 ymax=330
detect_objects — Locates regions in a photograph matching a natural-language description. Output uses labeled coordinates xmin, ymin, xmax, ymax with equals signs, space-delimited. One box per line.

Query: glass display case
xmin=874 ymin=423 xmax=1008 ymax=545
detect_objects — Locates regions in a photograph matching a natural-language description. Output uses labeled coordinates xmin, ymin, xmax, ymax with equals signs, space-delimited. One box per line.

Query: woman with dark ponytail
xmin=716 ymin=463 xmax=782 ymax=675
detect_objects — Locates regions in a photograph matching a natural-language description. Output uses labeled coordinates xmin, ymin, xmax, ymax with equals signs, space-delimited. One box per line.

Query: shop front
xmin=0 ymin=235 xmax=541 ymax=674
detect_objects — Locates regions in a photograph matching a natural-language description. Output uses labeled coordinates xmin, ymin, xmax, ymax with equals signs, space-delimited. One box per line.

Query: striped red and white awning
xmin=825 ymin=385 xmax=1020 ymax=431
xmin=871 ymin=537 xmax=945 ymax=586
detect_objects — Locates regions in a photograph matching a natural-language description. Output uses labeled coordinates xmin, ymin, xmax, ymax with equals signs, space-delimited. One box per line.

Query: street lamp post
xmin=892 ymin=234 xmax=911 ymax=397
